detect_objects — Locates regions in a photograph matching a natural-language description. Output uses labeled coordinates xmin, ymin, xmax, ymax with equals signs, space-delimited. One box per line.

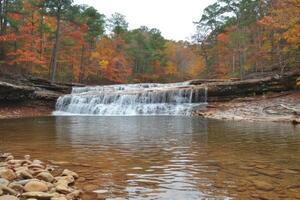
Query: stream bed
xmin=1 ymin=116 xmax=300 ymax=199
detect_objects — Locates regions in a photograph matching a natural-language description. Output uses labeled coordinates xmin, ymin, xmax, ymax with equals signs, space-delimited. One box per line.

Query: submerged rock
xmin=252 ymin=180 xmax=274 ymax=191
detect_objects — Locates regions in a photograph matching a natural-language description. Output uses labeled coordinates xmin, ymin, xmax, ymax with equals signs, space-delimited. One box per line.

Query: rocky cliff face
xmin=0 ymin=78 xmax=74 ymax=108
xmin=190 ymin=69 xmax=300 ymax=102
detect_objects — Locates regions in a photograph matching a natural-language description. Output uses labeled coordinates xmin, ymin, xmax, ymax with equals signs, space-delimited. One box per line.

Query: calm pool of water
xmin=1 ymin=116 xmax=300 ymax=199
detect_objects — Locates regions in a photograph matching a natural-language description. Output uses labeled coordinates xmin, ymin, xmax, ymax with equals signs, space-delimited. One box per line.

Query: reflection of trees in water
xmin=54 ymin=117 xmax=213 ymax=199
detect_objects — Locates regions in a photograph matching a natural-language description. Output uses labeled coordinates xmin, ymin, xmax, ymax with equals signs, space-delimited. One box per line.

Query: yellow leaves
xmin=91 ymin=52 xmax=100 ymax=59
xmin=99 ymin=60 xmax=109 ymax=70
xmin=165 ymin=62 xmax=177 ymax=75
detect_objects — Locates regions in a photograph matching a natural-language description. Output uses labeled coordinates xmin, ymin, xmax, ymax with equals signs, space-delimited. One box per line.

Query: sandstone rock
xmin=0 ymin=185 xmax=17 ymax=195
xmin=0 ymin=153 xmax=12 ymax=160
xmin=17 ymin=169 xmax=33 ymax=179
xmin=24 ymin=181 xmax=48 ymax=192
xmin=0 ymin=178 xmax=10 ymax=186
xmin=5 ymin=156 xmax=14 ymax=161
xmin=55 ymin=184 xmax=72 ymax=194
xmin=0 ymin=169 xmax=17 ymax=181
xmin=61 ymin=170 xmax=78 ymax=179
xmin=20 ymin=160 xmax=32 ymax=166
xmin=0 ymin=195 xmax=19 ymax=200
xmin=7 ymin=160 xmax=22 ymax=165
xmin=252 ymin=180 xmax=274 ymax=191
xmin=22 ymin=192 xmax=54 ymax=199
xmin=37 ymin=172 xmax=54 ymax=183
xmin=15 ymin=179 xmax=38 ymax=186
xmin=28 ymin=164 xmax=45 ymax=170
xmin=32 ymin=160 xmax=44 ymax=165
xmin=8 ymin=182 xmax=23 ymax=193
xmin=55 ymin=176 xmax=74 ymax=186
xmin=24 ymin=155 xmax=31 ymax=160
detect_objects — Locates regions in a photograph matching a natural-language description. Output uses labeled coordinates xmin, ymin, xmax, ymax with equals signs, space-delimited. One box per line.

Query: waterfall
xmin=54 ymin=82 xmax=208 ymax=116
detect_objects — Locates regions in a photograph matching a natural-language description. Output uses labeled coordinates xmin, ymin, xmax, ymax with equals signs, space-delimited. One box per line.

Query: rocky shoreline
xmin=0 ymin=153 xmax=82 ymax=200
xmin=195 ymin=91 xmax=300 ymax=124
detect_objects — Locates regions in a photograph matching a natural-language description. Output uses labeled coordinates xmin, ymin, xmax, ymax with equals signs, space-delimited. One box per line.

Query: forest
xmin=0 ymin=0 xmax=299 ymax=84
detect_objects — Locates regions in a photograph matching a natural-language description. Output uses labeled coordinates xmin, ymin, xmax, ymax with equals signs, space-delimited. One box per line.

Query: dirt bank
xmin=195 ymin=91 xmax=300 ymax=123
xmin=0 ymin=103 xmax=52 ymax=119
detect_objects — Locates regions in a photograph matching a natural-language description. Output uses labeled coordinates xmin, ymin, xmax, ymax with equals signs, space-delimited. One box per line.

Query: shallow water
xmin=1 ymin=116 xmax=300 ymax=199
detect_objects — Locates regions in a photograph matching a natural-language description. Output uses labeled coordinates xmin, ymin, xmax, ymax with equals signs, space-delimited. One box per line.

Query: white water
xmin=54 ymin=82 xmax=207 ymax=116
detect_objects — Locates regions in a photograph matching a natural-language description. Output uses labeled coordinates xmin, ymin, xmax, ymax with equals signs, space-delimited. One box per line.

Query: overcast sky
xmin=73 ymin=0 xmax=215 ymax=41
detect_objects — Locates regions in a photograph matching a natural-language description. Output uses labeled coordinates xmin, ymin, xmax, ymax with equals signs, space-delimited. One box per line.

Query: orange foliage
xmin=91 ymin=37 xmax=132 ymax=83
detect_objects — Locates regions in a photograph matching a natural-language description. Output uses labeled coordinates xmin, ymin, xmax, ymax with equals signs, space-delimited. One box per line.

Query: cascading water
xmin=54 ymin=82 xmax=208 ymax=116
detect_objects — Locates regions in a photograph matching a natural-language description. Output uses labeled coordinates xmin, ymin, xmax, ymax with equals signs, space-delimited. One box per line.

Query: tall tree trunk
xmin=50 ymin=12 xmax=61 ymax=82
xmin=0 ymin=0 xmax=6 ymax=60
xmin=39 ymin=8 xmax=44 ymax=59
xmin=79 ymin=45 xmax=85 ymax=83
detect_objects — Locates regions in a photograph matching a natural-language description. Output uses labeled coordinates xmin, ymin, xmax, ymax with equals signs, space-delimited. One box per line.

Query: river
xmin=1 ymin=116 xmax=300 ymax=199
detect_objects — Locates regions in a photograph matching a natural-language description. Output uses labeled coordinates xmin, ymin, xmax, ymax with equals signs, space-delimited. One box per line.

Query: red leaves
xmin=0 ymin=34 xmax=17 ymax=42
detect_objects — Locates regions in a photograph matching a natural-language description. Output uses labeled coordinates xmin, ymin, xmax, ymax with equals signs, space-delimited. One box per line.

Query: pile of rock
xmin=0 ymin=153 xmax=82 ymax=200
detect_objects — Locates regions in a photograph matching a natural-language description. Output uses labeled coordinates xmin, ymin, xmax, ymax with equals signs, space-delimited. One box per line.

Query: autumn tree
xmin=45 ymin=0 xmax=73 ymax=82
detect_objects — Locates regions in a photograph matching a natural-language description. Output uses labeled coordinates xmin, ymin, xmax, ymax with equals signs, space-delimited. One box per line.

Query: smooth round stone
xmin=8 ymin=182 xmax=23 ymax=193
xmin=0 ymin=169 xmax=17 ymax=181
xmin=0 ymin=185 xmax=17 ymax=196
xmin=61 ymin=169 xmax=78 ymax=179
xmin=37 ymin=172 xmax=54 ymax=183
xmin=0 ymin=178 xmax=10 ymax=186
xmin=24 ymin=155 xmax=31 ymax=160
xmin=17 ymin=169 xmax=33 ymax=179
xmin=55 ymin=184 xmax=72 ymax=194
xmin=24 ymin=180 xmax=48 ymax=192
xmin=0 ymin=195 xmax=19 ymax=200
xmin=5 ymin=156 xmax=14 ymax=161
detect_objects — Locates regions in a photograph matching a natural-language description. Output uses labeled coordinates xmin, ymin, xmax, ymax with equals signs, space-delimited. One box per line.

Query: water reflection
xmin=0 ymin=117 xmax=300 ymax=199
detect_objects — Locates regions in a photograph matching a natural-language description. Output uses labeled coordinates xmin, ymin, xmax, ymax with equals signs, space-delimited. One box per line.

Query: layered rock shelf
xmin=190 ymin=69 xmax=300 ymax=102
xmin=0 ymin=153 xmax=82 ymax=200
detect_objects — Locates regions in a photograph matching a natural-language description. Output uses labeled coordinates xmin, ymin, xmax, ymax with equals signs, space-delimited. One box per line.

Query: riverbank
xmin=0 ymin=153 xmax=82 ymax=200
xmin=195 ymin=91 xmax=300 ymax=123
xmin=0 ymin=104 xmax=52 ymax=119
xmin=0 ymin=70 xmax=299 ymax=122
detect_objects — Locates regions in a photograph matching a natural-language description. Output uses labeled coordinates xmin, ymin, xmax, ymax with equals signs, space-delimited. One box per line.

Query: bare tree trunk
xmin=50 ymin=13 xmax=61 ymax=82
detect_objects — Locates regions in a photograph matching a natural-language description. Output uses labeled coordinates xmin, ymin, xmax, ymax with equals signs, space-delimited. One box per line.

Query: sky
xmin=73 ymin=0 xmax=216 ymax=41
